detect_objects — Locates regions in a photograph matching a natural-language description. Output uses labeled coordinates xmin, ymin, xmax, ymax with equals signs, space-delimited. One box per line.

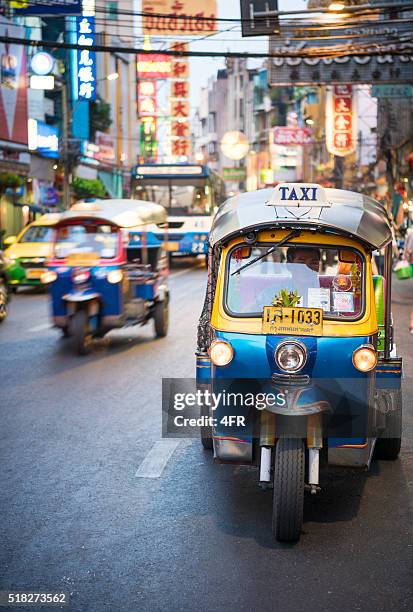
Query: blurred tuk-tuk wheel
xmin=0 ymin=278 xmax=9 ymax=323
xmin=70 ymin=310 xmax=92 ymax=356
xmin=154 ymin=300 xmax=169 ymax=338
xmin=200 ymin=404 xmax=213 ymax=450
xmin=272 ymin=438 xmax=305 ymax=543
xmin=375 ymin=390 xmax=402 ymax=460
xmin=0 ymin=279 xmax=8 ymax=323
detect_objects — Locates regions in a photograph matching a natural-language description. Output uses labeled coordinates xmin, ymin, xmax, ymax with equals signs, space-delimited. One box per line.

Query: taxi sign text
xmin=268 ymin=183 xmax=331 ymax=208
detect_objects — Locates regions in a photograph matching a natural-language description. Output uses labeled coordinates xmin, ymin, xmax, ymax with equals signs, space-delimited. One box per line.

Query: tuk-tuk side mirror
xmin=339 ymin=249 xmax=357 ymax=263
xmin=233 ymin=246 xmax=252 ymax=259
xmin=4 ymin=235 xmax=17 ymax=247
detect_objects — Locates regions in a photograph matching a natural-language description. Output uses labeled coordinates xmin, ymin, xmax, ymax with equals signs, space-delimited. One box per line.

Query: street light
xmin=106 ymin=72 xmax=119 ymax=81
xmin=328 ymin=2 xmax=346 ymax=11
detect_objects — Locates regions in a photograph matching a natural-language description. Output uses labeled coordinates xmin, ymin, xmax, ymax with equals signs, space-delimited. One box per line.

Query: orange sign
xmin=142 ymin=1 xmax=217 ymax=36
xmin=137 ymin=54 xmax=172 ymax=79
xmin=172 ymin=140 xmax=191 ymax=156
xmin=171 ymin=121 xmax=190 ymax=137
xmin=326 ymin=84 xmax=357 ymax=157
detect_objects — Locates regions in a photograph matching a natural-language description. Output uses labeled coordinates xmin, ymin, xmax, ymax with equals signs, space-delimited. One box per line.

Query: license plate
xmin=262 ymin=306 xmax=323 ymax=336
xmin=26 ymin=268 xmax=44 ymax=280
xmin=163 ymin=241 xmax=179 ymax=252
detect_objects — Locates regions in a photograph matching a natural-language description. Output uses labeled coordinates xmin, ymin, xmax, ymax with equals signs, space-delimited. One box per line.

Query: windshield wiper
xmin=231 ymin=229 xmax=302 ymax=276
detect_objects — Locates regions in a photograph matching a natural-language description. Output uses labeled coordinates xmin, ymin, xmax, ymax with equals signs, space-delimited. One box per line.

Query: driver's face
xmin=292 ymin=250 xmax=320 ymax=272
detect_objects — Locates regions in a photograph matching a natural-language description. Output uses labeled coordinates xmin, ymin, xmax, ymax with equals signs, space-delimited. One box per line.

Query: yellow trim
xmin=211 ymin=230 xmax=378 ymax=337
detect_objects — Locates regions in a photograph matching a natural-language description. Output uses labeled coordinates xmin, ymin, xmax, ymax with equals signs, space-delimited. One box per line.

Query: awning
xmin=98 ymin=170 xmax=123 ymax=199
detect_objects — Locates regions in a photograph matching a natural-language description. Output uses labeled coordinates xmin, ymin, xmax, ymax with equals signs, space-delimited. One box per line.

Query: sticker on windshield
xmin=308 ymin=288 xmax=330 ymax=311
xmin=333 ymin=292 xmax=354 ymax=313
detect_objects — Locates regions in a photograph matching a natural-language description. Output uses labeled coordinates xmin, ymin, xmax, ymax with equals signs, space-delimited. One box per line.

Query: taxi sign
xmin=267 ymin=183 xmax=331 ymax=208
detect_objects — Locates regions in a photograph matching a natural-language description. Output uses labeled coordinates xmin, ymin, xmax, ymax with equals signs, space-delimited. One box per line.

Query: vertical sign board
xmin=170 ymin=41 xmax=191 ymax=159
xmin=73 ymin=15 xmax=96 ymax=101
xmin=0 ymin=18 xmax=28 ymax=144
xmin=326 ymin=85 xmax=357 ymax=157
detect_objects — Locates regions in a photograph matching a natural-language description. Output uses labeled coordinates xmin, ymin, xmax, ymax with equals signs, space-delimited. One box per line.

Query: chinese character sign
xmin=138 ymin=80 xmax=158 ymax=117
xmin=137 ymin=54 xmax=172 ymax=79
xmin=272 ymin=127 xmax=313 ymax=146
xmin=170 ymin=41 xmax=191 ymax=160
xmin=75 ymin=15 xmax=96 ymax=101
xmin=142 ymin=1 xmax=217 ymax=36
xmin=326 ymin=85 xmax=357 ymax=157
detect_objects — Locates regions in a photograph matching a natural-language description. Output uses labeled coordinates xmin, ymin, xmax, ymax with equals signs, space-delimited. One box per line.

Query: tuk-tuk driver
xmin=287 ymin=247 xmax=321 ymax=273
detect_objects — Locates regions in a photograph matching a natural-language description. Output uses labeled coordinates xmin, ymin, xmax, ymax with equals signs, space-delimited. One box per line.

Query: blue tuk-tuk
xmin=196 ymin=183 xmax=402 ymax=542
xmin=42 ymin=199 xmax=169 ymax=354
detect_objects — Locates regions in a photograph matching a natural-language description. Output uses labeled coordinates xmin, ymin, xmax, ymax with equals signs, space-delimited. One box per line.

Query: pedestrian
xmin=403 ymin=227 xmax=413 ymax=333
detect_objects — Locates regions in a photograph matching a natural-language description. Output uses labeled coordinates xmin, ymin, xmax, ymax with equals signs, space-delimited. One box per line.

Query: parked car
xmin=4 ymin=213 xmax=60 ymax=290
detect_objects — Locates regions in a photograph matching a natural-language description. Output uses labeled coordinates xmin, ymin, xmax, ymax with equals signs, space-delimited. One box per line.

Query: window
xmin=19 ymin=226 xmax=53 ymax=243
xmin=55 ymin=225 xmax=118 ymax=259
xmin=107 ymin=1 xmax=118 ymax=20
xmin=226 ymin=244 xmax=364 ymax=321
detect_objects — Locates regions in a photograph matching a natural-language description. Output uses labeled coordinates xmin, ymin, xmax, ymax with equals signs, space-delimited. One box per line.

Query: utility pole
xmin=61 ymin=76 xmax=71 ymax=209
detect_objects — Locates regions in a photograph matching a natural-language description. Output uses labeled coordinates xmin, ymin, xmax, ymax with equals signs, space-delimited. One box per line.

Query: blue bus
xmin=130 ymin=164 xmax=226 ymax=255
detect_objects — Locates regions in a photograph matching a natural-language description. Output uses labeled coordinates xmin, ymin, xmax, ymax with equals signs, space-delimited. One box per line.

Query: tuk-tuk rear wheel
xmin=272 ymin=437 xmax=305 ymax=543
xmin=375 ymin=390 xmax=402 ymax=460
xmin=200 ymin=405 xmax=213 ymax=450
xmin=70 ymin=310 xmax=92 ymax=356
xmin=154 ymin=300 xmax=169 ymax=338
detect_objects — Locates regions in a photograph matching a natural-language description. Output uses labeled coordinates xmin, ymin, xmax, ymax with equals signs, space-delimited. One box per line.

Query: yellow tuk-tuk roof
xmin=58 ymin=199 xmax=167 ymax=228
xmin=210 ymin=184 xmax=393 ymax=250
xmin=31 ymin=213 xmax=61 ymax=226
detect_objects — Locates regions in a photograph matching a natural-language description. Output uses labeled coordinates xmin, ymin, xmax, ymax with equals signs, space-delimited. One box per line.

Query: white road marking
xmin=170 ymin=263 xmax=205 ymax=279
xmin=28 ymin=323 xmax=52 ymax=333
xmin=135 ymin=439 xmax=181 ymax=478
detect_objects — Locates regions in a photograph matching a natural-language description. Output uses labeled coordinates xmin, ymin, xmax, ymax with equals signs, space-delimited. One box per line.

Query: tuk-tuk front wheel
xmin=70 ymin=310 xmax=93 ymax=356
xmin=153 ymin=300 xmax=169 ymax=338
xmin=272 ymin=437 xmax=305 ymax=543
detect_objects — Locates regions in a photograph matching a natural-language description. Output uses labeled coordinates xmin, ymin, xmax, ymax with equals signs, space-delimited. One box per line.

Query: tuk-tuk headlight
xmin=210 ymin=340 xmax=234 ymax=367
xmin=40 ymin=270 xmax=57 ymax=284
xmin=275 ymin=341 xmax=307 ymax=373
xmin=352 ymin=345 xmax=377 ymax=372
xmin=107 ymin=269 xmax=123 ymax=284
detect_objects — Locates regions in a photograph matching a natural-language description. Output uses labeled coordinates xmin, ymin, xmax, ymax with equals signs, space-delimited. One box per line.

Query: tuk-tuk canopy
xmin=210 ymin=184 xmax=393 ymax=250
xmin=58 ymin=199 xmax=167 ymax=228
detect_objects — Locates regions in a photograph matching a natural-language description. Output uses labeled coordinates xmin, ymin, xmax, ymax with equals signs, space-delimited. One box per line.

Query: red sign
xmin=171 ymin=80 xmax=189 ymax=99
xmin=272 ymin=127 xmax=313 ymax=146
xmin=171 ymin=121 xmax=190 ymax=137
xmin=326 ymin=84 xmax=356 ymax=157
xmin=137 ymin=54 xmax=172 ymax=79
xmin=171 ymin=100 xmax=190 ymax=118
xmin=172 ymin=140 xmax=191 ymax=156
xmin=138 ymin=80 xmax=157 ymax=117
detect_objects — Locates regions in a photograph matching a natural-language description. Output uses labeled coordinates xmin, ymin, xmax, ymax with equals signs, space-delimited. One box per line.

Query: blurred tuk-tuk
xmin=42 ymin=199 xmax=169 ymax=354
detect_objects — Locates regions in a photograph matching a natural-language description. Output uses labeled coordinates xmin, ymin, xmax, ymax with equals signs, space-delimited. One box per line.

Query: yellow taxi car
xmin=4 ymin=213 xmax=60 ymax=288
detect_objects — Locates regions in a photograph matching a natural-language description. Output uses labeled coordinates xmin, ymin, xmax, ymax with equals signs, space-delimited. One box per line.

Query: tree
xmin=72 ymin=177 xmax=106 ymax=200
xmin=0 ymin=172 xmax=23 ymax=195
xmin=89 ymin=95 xmax=113 ymax=141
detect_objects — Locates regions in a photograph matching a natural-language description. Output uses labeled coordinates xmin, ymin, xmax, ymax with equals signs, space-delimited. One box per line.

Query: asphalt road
xmin=0 ymin=262 xmax=412 ymax=612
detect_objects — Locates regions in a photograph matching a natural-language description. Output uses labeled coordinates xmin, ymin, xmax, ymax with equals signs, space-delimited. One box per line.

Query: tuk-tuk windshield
xmin=226 ymin=245 xmax=364 ymax=320
xmin=55 ymin=224 xmax=119 ymax=259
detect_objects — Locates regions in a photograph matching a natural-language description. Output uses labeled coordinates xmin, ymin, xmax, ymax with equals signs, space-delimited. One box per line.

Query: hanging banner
xmin=326 ymin=85 xmax=357 ymax=157
xmin=0 ymin=18 xmax=28 ymax=145
xmin=142 ymin=0 xmax=217 ymax=36
xmin=74 ymin=15 xmax=96 ymax=100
